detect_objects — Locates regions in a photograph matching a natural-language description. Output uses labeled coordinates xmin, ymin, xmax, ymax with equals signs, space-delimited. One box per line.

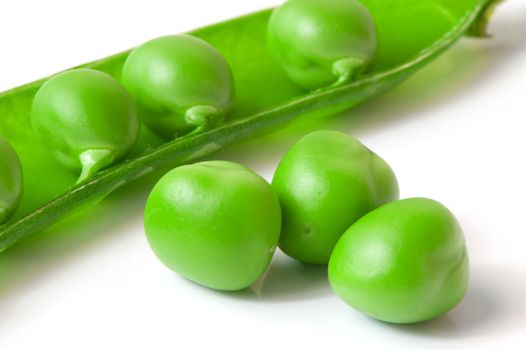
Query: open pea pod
xmin=0 ymin=0 xmax=498 ymax=252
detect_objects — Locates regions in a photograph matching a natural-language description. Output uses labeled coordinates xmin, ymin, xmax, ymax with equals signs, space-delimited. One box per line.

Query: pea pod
xmin=0 ymin=0 xmax=498 ymax=252
xmin=0 ymin=137 xmax=23 ymax=224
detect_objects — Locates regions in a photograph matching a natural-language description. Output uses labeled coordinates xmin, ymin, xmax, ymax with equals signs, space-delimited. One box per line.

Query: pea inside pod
xmin=122 ymin=35 xmax=235 ymax=139
xmin=268 ymin=0 xmax=377 ymax=90
xmin=31 ymin=69 xmax=139 ymax=184
xmin=0 ymin=136 xmax=23 ymax=224
xmin=272 ymin=130 xmax=399 ymax=264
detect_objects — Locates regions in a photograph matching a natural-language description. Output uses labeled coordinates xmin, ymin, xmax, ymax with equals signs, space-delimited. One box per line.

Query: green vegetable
xmin=0 ymin=0 xmax=497 ymax=252
xmin=329 ymin=198 xmax=469 ymax=324
xmin=144 ymin=161 xmax=281 ymax=291
xmin=31 ymin=69 xmax=139 ymax=183
xmin=0 ymin=137 xmax=23 ymax=224
xmin=122 ymin=35 xmax=235 ymax=139
xmin=272 ymin=130 xmax=398 ymax=264
xmin=268 ymin=0 xmax=377 ymax=90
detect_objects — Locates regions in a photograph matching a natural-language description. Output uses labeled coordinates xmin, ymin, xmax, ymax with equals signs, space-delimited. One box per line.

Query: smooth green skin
xmin=144 ymin=160 xmax=281 ymax=291
xmin=268 ymin=0 xmax=377 ymax=90
xmin=122 ymin=35 xmax=235 ymax=139
xmin=329 ymin=198 xmax=469 ymax=324
xmin=31 ymin=69 xmax=139 ymax=183
xmin=0 ymin=137 xmax=23 ymax=224
xmin=272 ymin=130 xmax=398 ymax=264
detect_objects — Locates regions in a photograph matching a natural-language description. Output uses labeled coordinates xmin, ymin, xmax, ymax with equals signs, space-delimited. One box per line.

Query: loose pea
xmin=329 ymin=198 xmax=469 ymax=324
xmin=272 ymin=130 xmax=398 ymax=264
xmin=0 ymin=136 xmax=23 ymax=224
xmin=144 ymin=161 xmax=281 ymax=291
xmin=31 ymin=69 xmax=139 ymax=184
xmin=268 ymin=0 xmax=377 ymax=90
xmin=122 ymin=35 xmax=235 ymax=139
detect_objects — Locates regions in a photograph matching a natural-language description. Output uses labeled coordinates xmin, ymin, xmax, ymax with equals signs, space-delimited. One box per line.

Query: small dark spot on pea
xmin=303 ymin=225 xmax=312 ymax=236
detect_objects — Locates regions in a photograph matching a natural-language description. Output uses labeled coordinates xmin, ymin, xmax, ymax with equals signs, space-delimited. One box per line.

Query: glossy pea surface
xmin=31 ymin=69 xmax=139 ymax=183
xmin=272 ymin=130 xmax=398 ymax=264
xmin=329 ymin=198 xmax=469 ymax=324
xmin=122 ymin=35 xmax=235 ymax=139
xmin=268 ymin=0 xmax=377 ymax=90
xmin=144 ymin=161 xmax=281 ymax=291
xmin=0 ymin=137 xmax=23 ymax=224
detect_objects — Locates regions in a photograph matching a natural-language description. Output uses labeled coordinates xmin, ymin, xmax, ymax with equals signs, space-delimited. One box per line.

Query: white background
xmin=1 ymin=0 xmax=525 ymax=349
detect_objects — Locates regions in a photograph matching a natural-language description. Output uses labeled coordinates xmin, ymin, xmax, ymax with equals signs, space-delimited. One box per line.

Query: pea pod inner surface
xmin=0 ymin=137 xmax=23 ymax=224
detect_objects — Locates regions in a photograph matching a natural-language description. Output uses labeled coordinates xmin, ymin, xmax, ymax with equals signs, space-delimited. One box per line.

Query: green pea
xmin=268 ymin=0 xmax=377 ymax=90
xmin=31 ymin=69 xmax=139 ymax=184
xmin=272 ymin=130 xmax=398 ymax=264
xmin=144 ymin=160 xmax=281 ymax=291
xmin=0 ymin=136 xmax=23 ymax=224
xmin=122 ymin=35 xmax=235 ymax=139
xmin=329 ymin=198 xmax=469 ymax=324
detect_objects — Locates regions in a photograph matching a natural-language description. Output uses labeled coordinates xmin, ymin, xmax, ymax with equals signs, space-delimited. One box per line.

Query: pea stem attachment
xmin=467 ymin=0 xmax=503 ymax=37
xmin=77 ymin=149 xmax=115 ymax=185
xmin=185 ymin=105 xmax=221 ymax=134
xmin=332 ymin=57 xmax=367 ymax=87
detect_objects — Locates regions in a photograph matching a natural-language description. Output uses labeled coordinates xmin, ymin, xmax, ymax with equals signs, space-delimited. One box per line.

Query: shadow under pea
xmin=370 ymin=265 xmax=526 ymax=340
xmin=220 ymin=252 xmax=333 ymax=303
